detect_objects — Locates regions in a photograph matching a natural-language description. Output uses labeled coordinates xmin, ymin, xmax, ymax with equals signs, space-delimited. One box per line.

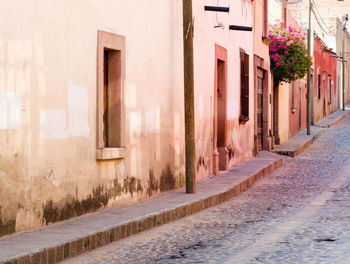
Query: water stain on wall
xmin=41 ymin=176 xmax=146 ymax=225
xmin=197 ymin=156 xmax=208 ymax=171
xmin=42 ymin=185 xmax=109 ymax=224
xmin=123 ymin=176 xmax=143 ymax=197
xmin=6 ymin=165 xmax=180 ymax=233
xmin=0 ymin=207 xmax=16 ymax=237
xmin=147 ymin=169 xmax=159 ymax=196
xmin=160 ymin=164 xmax=175 ymax=192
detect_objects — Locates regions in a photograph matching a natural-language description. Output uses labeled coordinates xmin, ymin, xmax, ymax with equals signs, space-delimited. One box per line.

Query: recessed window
xmin=96 ymin=30 xmax=125 ymax=160
xmin=329 ymin=77 xmax=333 ymax=103
xmin=317 ymin=74 xmax=321 ymax=100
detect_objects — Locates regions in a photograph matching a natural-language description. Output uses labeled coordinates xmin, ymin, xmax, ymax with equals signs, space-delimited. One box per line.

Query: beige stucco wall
xmin=193 ymin=0 xmax=254 ymax=181
xmin=278 ymin=83 xmax=290 ymax=143
xmin=0 ymin=0 xmax=185 ymax=235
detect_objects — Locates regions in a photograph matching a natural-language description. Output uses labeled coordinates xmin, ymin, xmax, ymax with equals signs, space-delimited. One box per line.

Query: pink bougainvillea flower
xmin=276 ymin=62 xmax=280 ymax=66
xmin=284 ymin=51 xmax=288 ymax=54
xmin=291 ymin=73 xmax=294 ymax=77
xmin=292 ymin=61 xmax=295 ymax=63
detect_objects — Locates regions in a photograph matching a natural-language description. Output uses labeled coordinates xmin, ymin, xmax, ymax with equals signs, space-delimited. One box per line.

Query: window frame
xmin=317 ymin=74 xmax=321 ymax=100
xmin=96 ymin=30 xmax=126 ymax=160
xmin=239 ymin=49 xmax=250 ymax=124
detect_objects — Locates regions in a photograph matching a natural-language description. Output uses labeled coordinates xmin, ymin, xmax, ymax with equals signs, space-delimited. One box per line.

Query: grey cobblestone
xmin=63 ymin=116 xmax=350 ymax=264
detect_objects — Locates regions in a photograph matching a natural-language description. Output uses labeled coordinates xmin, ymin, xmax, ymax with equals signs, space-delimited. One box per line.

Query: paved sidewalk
xmin=273 ymin=109 xmax=350 ymax=157
xmin=314 ymin=109 xmax=350 ymax=128
xmin=0 ymin=151 xmax=282 ymax=264
xmin=273 ymin=126 xmax=325 ymax=157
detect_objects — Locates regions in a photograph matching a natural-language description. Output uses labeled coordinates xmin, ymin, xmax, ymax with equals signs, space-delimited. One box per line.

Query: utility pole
xmin=342 ymin=25 xmax=345 ymax=111
xmin=182 ymin=0 xmax=196 ymax=194
xmin=306 ymin=0 xmax=312 ymax=135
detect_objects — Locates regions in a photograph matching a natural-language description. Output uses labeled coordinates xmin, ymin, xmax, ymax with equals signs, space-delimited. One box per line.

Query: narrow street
xmin=61 ymin=115 xmax=350 ymax=264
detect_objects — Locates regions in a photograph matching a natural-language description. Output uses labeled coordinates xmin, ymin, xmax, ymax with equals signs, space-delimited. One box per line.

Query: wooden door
xmin=257 ymin=70 xmax=264 ymax=151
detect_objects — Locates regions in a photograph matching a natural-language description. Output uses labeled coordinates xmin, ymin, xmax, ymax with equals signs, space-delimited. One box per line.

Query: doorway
xmin=217 ymin=59 xmax=227 ymax=169
xmin=213 ymin=44 xmax=228 ymax=175
xmin=257 ymin=69 xmax=264 ymax=151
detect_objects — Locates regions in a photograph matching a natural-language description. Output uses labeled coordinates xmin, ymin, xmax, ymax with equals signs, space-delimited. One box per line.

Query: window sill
xmin=96 ymin=147 xmax=126 ymax=161
xmin=239 ymin=116 xmax=250 ymax=124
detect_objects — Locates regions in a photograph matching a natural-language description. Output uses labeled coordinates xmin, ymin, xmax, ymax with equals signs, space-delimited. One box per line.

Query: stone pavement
xmin=62 ymin=112 xmax=350 ymax=264
xmin=0 ymin=152 xmax=282 ymax=264
xmin=274 ymin=108 xmax=350 ymax=157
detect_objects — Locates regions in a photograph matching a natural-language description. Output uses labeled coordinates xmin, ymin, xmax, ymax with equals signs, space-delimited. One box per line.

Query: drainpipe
xmin=182 ymin=0 xmax=196 ymax=194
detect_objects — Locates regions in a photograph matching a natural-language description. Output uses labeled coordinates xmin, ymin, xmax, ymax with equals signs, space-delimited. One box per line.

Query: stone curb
xmin=274 ymin=110 xmax=350 ymax=158
xmin=0 ymin=158 xmax=282 ymax=264
xmin=314 ymin=110 xmax=350 ymax=128
xmin=274 ymin=128 xmax=326 ymax=157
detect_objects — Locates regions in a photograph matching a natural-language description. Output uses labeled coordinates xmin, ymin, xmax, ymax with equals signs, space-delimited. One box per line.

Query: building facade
xmin=0 ymin=0 xmax=257 ymax=237
xmin=253 ymin=0 xmax=274 ymax=153
xmin=313 ymin=35 xmax=338 ymax=123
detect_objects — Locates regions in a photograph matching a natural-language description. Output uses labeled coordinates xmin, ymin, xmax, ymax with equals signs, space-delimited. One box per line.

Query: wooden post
xmin=306 ymin=0 xmax=312 ymax=135
xmin=182 ymin=0 xmax=196 ymax=193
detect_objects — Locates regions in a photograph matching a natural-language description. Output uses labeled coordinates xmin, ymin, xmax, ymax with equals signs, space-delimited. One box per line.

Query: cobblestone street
xmin=63 ymin=115 xmax=350 ymax=264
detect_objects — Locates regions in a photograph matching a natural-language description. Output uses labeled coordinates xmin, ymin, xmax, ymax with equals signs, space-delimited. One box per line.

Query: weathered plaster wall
xmin=253 ymin=0 xmax=273 ymax=151
xmin=193 ymin=0 xmax=254 ymax=181
xmin=288 ymin=79 xmax=307 ymax=139
xmin=287 ymin=13 xmax=307 ymax=139
xmin=313 ymin=37 xmax=337 ymax=123
xmin=0 ymin=0 xmax=185 ymax=236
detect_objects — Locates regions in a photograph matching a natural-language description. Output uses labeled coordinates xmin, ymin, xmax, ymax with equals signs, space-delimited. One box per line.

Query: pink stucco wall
xmin=193 ymin=0 xmax=254 ymax=181
xmin=313 ymin=37 xmax=337 ymax=122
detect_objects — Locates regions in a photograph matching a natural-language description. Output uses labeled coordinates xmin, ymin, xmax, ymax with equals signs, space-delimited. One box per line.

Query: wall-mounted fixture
xmin=229 ymin=25 xmax=253 ymax=31
xmin=204 ymin=6 xmax=229 ymax=12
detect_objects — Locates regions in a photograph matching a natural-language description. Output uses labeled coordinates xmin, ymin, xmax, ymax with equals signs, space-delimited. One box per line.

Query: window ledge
xmin=96 ymin=147 xmax=126 ymax=161
xmin=239 ymin=116 xmax=250 ymax=124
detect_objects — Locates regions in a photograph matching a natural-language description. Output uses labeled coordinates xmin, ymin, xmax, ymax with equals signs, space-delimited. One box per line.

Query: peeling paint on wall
xmin=40 ymin=81 xmax=90 ymax=139
xmin=40 ymin=109 xmax=68 ymax=138
xmin=0 ymin=91 xmax=21 ymax=130
xmin=67 ymin=81 xmax=90 ymax=138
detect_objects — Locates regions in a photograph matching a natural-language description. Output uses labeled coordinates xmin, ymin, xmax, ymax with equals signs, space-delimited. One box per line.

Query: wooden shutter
xmin=240 ymin=51 xmax=249 ymax=123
